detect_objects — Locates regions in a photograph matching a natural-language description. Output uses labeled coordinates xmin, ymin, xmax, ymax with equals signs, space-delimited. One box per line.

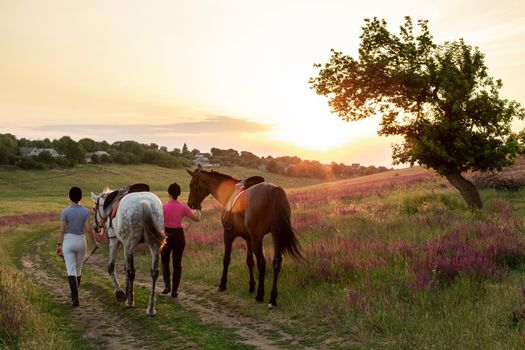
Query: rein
xmin=83 ymin=246 xmax=98 ymax=263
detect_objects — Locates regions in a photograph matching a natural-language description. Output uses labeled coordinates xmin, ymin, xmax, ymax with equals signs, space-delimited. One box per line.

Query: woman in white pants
xmin=56 ymin=187 xmax=99 ymax=306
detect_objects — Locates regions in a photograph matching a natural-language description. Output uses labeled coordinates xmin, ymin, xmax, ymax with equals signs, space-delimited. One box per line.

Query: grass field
xmin=0 ymin=164 xmax=322 ymax=215
xmin=2 ymin=164 xmax=525 ymax=349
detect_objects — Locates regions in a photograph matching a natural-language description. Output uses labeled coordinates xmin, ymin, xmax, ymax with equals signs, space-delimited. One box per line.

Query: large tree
xmin=310 ymin=17 xmax=525 ymax=208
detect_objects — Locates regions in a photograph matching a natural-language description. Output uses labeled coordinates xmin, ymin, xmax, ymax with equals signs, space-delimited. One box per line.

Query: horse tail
xmin=270 ymin=186 xmax=304 ymax=261
xmin=140 ymin=200 xmax=166 ymax=249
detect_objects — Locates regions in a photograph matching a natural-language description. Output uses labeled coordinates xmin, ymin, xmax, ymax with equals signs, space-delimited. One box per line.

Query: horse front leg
xmin=146 ymin=246 xmax=160 ymax=316
xmin=108 ymin=237 xmax=126 ymax=302
xmin=124 ymin=251 xmax=135 ymax=308
xmin=268 ymin=250 xmax=282 ymax=309
xmin=219 ymin=233 xmax=234 ymax=292
xmin=244 ymin=237 xmax=256 ymax=294
xmin=253 ymin=239 xmax=266 ymax=303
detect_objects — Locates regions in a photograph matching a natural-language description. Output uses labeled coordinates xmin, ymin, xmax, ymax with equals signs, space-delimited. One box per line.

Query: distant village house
xmin=85 ymin=151 xmax=110 ymax=163
xmin=19 ymin=147 xmax=60 ymax=158
xmin=192 ymin=153 xmax=219 ymax=167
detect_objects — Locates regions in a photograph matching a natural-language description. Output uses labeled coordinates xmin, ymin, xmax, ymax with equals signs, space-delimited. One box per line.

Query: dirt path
xmin=22 ymin=233 xmax=319 ymax=349
xmin=21 ymin=235 xmax=197 ymax=350
xmin=87 ymin=253 xmax=316 ymax=350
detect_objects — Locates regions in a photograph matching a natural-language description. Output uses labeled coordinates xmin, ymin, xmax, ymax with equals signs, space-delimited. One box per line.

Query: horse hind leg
xmin=268 ymin=249 xmax=283 ymax=309
xmin=244 ymin=237 xmax=256 ymax=294
xmin=124 ymin=251 xmax=136 ymax=308
xmin=146 ymin=245 xmax=160 ymax=316
xmin=253 ymin=239 xmax=266 ymax=303
xmin=108 ymin=238 xmax=126 ymax=302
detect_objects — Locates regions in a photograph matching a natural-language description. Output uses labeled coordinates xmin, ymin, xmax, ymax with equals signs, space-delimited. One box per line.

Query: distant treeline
xmin=0 ymin=133 xmax=390 ymax=179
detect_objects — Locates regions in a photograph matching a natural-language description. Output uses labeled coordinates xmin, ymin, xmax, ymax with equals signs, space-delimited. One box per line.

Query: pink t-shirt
xmin=163 ymin=199 xmax=193 ymax=228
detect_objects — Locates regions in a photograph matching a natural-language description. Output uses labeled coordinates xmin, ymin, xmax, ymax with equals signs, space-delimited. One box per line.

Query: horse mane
xmin=101 ymin=187 xmax=113 ymax=195
xmin=202 ymin=169 xmax=239 ymax=182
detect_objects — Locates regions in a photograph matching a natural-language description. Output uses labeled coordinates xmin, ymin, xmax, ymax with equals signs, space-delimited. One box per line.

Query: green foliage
xmin=310 ymin=17 xmax=525 ymax=176
xmin=210 ymin=147 xmax=240 ymax=166
xmin=53 ymin=136 xmax=85 ymax=165
xmin=112 ymin=140 xmax=144 ymax=160
xmin=16 ymin=156 xmax=47 ymax=170
xmin=142 ymin=149 xmax=188 ymax=168
xmin=0 ymin=133 xmax=18 ymax=165
xmin=77 ymin=138 xmax=98 ymax=152
xmin=36 ymin=150 xmax=54 ymax=164
xmin=401 ymin=192 xmax=465 ymax=214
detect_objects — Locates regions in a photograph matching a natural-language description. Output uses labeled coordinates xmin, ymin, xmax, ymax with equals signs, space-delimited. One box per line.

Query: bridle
xmin=189 ymin=172 xmax=208 ymax=210
xmin=92 ymin=196 xmax=108 ymax=233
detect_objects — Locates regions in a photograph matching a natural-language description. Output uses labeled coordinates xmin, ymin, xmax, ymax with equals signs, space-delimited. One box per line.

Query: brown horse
xmin=186 ymin=168 xmax=302 ymax=308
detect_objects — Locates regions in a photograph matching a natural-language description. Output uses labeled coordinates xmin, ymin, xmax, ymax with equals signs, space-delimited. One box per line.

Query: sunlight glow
xmin=1 ymin=0 xmax=524 ymax=167
xmin=271 ymin=119 xmax=352 ymax=151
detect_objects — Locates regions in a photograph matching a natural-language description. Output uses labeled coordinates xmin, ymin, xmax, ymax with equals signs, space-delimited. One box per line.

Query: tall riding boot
xmin=68 ymin=276 xmax=79 ymax=307
xmin=77 ymin=275 xmax=81 ymax=287
xmin=161 ymin=263 xmax=171 ymax=294
xmin=172 ymin=267 xmax=182 ymax=298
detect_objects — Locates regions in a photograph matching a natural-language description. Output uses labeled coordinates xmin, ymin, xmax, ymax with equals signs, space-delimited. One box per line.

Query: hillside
xmin=0 ymin=164 xmax=325 ymax=215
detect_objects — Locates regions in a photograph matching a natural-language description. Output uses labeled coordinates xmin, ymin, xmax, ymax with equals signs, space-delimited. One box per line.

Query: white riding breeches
xmin=63 ymin=233 xmax=87 ymax=276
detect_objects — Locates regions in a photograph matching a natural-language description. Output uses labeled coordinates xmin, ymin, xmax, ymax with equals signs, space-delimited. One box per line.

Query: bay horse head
xmin=186 ymin=167 xmax=209 ymax=210
xmin=186 ymin=167 xmax=240 ymax=209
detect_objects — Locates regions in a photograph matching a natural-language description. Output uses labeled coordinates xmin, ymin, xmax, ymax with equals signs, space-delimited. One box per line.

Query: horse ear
xmin=186 ymin=168 xmax=194 ymax=177
xmin=91 ymin=192 xmax=99 ymax=202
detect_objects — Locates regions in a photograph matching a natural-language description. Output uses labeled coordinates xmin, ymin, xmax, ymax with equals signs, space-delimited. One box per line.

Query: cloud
xmin=30 ymin=116 xmax=272 ymax=137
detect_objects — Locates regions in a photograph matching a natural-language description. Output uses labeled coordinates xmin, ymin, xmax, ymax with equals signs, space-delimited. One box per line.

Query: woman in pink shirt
xmin=161 ymin=182 xmax=201 ymax=297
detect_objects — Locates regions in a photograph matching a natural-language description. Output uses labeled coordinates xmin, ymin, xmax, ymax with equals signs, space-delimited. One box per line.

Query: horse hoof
xmin=218 ymin=286 xmax=227 ymax=292
xmin=125 ymin=300 xmax=135 ymax=308
xmin=146 ymin=308 xmax=156 ymax=316
xmin=115 ymin=290 xmax=127 ymax=302
xmin=268 ymin=303 xmax=276 ymax=310
xmin=255 ymin=296 xmax=264 ymax=303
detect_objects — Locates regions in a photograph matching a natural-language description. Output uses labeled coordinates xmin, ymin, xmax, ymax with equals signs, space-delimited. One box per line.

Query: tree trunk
xmin=444 ymin=169 xmax=483 ymax=209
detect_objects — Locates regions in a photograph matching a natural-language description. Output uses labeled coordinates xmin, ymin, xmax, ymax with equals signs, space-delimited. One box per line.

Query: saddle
xmin=105 ymin=183 xmax=150 ymax=229
xmin=222 ymin=176 xmax=265 ymax=231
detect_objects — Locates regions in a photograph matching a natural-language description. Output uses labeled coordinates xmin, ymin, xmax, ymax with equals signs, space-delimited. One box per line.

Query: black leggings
xmin=161 ymin=227 xmax=185 ymax=269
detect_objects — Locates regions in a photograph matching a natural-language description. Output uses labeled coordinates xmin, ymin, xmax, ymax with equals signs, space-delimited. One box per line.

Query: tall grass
xmin=4 ymin=165 xmax=525 ymax=348
xmin=0 ymin=222 xmax=84 ymax=349
xmin=166 ymin=169 xmax=525 ymax=348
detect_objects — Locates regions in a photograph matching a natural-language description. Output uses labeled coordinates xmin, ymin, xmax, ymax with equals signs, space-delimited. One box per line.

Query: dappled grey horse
xmin=91 ymin=189 xmax=165 ymax=316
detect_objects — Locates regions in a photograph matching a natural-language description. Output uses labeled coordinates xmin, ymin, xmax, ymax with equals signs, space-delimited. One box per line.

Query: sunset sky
xmin=1 ymin=0 xmax=524 ymax=167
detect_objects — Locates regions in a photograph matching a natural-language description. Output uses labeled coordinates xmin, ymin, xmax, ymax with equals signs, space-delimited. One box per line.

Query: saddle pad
xmin=103 ymin=190 xmax=120 ymax=210
xmin=110 ymin=198 xmax=122 ymax=220
xmin=225 ymin=188 xmax=245 ymax=212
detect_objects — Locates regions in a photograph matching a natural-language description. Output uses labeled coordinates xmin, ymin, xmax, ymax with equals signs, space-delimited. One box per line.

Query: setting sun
xmin=270 ymin=119 xmax=354 ymax=151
